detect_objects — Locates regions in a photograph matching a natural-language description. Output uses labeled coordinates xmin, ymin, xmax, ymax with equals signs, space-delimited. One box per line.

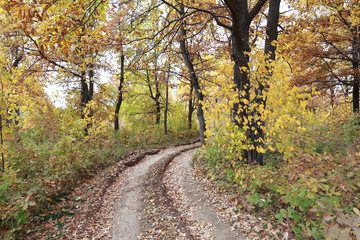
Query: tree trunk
xmin=0 ymin=114 xmax=4 ymax=172
xmin=352 ymin=26 xmax=360 ymax=113
xmin=188 ymin=83 xmax=195 ymax=129
xmin=352 ymin=60 xmax=360 ymax=113
xmin=115 ymin=54 xmax=125 ymax=131
xmin=264 ymin=0 xmax=281 ymax=61
xmin=179 ymin=7 xmax=206 ymax=145
xmin=11 ymin=53 xmax=23 ymax=126
xmin=154 ymin=48 xmax=161 ymax=125
xmin=248 ymin=0 xmax=281 ymax=165
xmin=330 ymin=88 xmax=335 ymax=109
xmin=145 ymin=67 xmax=162 ymax=125
xmin=224 ymin=0 xmax=272 ymax=165
xmin=231 ymin=31 xmax=251 ymax=127
xmin=80 ymin=68 xmax=95 ymax=134
xmin=229 ymin=4 xmax=255 ymax=164
xmin=164 ymin=78 xmax=169 ymax=135
xmin=155 ymin=82 xmax=161 ymax=124
xmin=80 ymin=74 xmax=89 ymax=119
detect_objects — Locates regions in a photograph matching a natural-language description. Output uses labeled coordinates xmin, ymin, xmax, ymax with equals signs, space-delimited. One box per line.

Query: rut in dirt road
xmin=164 ymin=150 xmax=246 ymax=240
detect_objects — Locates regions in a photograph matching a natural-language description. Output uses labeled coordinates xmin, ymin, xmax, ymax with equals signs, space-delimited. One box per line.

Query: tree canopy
xmin=0 ymin=0 xmax=359 ymax=239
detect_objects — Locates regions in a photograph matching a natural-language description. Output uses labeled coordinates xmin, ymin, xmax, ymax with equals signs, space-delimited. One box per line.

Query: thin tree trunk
xmin=80 ymin=73 xmax=88 ymax=119
xmin=80 ymin=67 xmax=95 ymax=134
xmin=80 ymin=74 xmax=89 ymax=135
xmin=0 ymin=70 xmax=4 ymax=171
xmin=353 ymin=60 xmax=360 ymax=113
xmin=179 ymin=7 xmax=206 ymax=145
xmin=145 ymin=67 xmax=162 ymax=125
xmin=89 ymin=67 xmax=94 ymax=99
xmin=115 ymin=54 xmax=125 ymax=131
xmin=188 ymin=83 xmax=195 ymax=129
xmin=155 ymin=82 xmax=161 ymax=124
xmin=0 ymin=114 xmax=4 ymax=172
xmin=11 ymin=53 xmax=23 ymax=127
xmin=153 ymin=47 xmax=161 ymax=125
xmin=330 ymin=88 xmax=335 ymax=108
xmin=164 ymin=76 xmax=169 ymax=135
xmin=352 ymin=26 xmax=360 ymax=113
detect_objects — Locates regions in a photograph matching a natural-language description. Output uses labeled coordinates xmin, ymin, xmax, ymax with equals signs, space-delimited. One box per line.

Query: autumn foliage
xmin=0 ymin=0 xmax=359 ymax=239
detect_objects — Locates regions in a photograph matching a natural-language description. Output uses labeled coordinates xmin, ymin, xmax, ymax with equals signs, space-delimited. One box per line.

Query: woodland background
xmin=0 ymin=0 xmax=359 ymax=239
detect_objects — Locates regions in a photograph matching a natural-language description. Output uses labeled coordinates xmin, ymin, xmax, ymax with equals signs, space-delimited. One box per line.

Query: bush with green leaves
xmin=195 ymin=114 xmax=360 ymax=239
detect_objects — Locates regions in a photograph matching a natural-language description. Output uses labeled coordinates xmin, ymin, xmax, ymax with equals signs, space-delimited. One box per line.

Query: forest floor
xmin=27 ymin=143 xmax=291 ymax=240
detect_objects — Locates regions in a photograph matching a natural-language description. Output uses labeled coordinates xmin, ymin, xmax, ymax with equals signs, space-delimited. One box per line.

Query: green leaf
xmin=285 ymin=193 xmax=292 ymax=202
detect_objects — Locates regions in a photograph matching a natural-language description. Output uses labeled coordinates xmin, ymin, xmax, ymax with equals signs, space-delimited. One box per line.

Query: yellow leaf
xmin=353 ymin=208 xmax=360 ymax=216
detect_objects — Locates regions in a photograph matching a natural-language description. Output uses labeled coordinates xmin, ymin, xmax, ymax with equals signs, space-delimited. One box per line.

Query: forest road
xmin=163 ymin=149 xmax=246 ymax=240
xmin=112 ymin=143 xmax=246 ymax=240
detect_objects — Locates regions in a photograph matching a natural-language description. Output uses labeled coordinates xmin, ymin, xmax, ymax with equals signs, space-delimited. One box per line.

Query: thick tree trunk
xmin=115 ymin=54 xmax=125 ymax=131
xmin=264 ymin=0 xmax=281 ymax=61
xmin=231 ymin=32 xmax=251 ymax=128
xmin=179 ymin=16 xmax=206 ymax=145
xmin=225 ymin=0 xmax=276 ymax=165
xmin=248 ymin=0 xmax=281 ymax=165
xmin=229 ymin=5 xmax=256 ymax=164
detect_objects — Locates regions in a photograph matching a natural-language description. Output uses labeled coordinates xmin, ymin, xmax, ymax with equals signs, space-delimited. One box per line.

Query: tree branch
xmin=249 ymin=0 xmax=268 ymax=22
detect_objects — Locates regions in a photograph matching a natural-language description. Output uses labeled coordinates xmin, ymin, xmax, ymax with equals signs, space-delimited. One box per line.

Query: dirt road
xmin=112 ymin=144 xmax=245 ymax=239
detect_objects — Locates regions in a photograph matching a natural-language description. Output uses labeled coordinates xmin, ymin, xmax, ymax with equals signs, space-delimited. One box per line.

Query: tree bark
xmin=224 ymin=0 xmax=274 ymax=165
xmin=80 ymin=67 xmax=95 ymax=134
xmin=154 ymin=48 xmax=161 ymax=125
xmin=11 ymin=51 xmax=23 ymax=126
xmin=188 ymin=83 xmax=195 ymax=129
xmin=145 ymin=67 xmax=162 ymax=125
xmin=264 ymin=0 xmax=281 ymax=61
xmin=164 ymin=74 xmax=169 ymax=135
xmin=0 ymin=114 xmax=4 ymax=172
xmin=115 ymin=54 xmax=125 ymax=131
xmin=179 ymin=6 xmax=206 ymax=145
xmin=352 ymin=60 xmax=360 ymax=113
xmin=352 ymin=26 xmax=360 ymax=113
xmin=249 ymin=0 xmax=280 ymax=165
xmin=227 ymin=1 xmax=257 ymax=165
xmin=248 ymin=0 xmax=280 ymax=165
xmin=155 ymin=82 xmax=161 ymax=124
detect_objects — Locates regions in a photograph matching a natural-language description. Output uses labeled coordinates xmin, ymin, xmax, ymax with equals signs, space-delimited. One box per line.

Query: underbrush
xmin=194 ymin=115 xmax=360 ymax=239
xmin=0 ymin=124 xmax=198 ymax=239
